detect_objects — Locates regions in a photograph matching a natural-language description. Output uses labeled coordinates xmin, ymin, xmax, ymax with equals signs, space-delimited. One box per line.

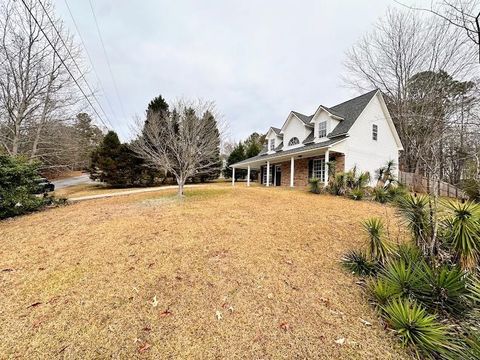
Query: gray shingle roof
xmin=271 ymin=127 xmax=281 ymax=135
xmin=231 ymin=136 xmax=347 ymax=167
xmin=291 ymin=111 xmax=314 ymax=125
xmin=327 ymin=89 xmax=378 ymax=137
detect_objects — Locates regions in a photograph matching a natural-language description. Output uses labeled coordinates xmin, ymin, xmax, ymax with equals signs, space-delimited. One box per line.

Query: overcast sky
xmin=53 ymin=0 xmax=427 ymax=142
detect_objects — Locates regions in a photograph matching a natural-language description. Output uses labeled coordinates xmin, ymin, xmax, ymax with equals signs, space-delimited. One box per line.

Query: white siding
xmin=343 ymin=94 xmax=400 ymax=183
xmin=311 ymin=111 xmax=340 ymax=142
xmin=282 ymin=115 xmax=310 ymax=150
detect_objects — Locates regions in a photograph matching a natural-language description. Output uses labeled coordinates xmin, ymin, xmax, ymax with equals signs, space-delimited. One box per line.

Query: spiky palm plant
xmin=363 ymin=218 xmax=393 ymax=263
xmin=416 ymin=265 xmax=470 ymax=316
xmin=380 ymin=259 xmax=423 ymax=298
xmin=373 ymin=187 xmax=389 ymax=203
xmin=395 ymin=243 xmax=423 ymax=267
xmin=308 ymin=178 xmax=322 ymax=194
xmin=341 ymin=249 xmax=378 ymax=276
xmin=382 ymin=298 xmax=454 ymax=358
xmin=368 ymin=278 xmax=397 ymax=306
xmin=443 ymin=201 xmax=480 ymax=270
xmin=396 ymin=194 xmax=431 ymax=254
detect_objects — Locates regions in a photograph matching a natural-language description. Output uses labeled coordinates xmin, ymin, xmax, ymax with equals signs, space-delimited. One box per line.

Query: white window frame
xmin=262 ymin=165 xmax=273 ymax=184
xmin=372 ymin=124 xmax=378 ymax=141
xmin=318 ymin=121 xmax=327 ymax=138
xmin=269 ymin=139 xmax=275 ymax=151
xmin=312 ymin=158 xmax=325 ymax=181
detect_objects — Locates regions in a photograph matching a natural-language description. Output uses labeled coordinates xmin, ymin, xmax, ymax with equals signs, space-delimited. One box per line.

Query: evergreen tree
xmin=224 ymin=142 xmax=247 ymax=179
xmin=194 ymin=110 xmax=222 ymax=182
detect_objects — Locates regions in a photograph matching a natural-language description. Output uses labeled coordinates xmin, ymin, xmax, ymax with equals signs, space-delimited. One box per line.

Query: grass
xmin=0 ymin=184 xmax=409 ymax=359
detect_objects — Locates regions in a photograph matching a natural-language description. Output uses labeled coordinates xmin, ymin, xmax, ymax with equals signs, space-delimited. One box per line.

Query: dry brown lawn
xmin=0 ymin=184 xmax=410 ymax=359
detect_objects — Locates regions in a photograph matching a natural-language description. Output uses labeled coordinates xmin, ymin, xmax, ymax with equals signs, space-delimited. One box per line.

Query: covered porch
xmin=230 ymin=147 xmax=345 ymax=187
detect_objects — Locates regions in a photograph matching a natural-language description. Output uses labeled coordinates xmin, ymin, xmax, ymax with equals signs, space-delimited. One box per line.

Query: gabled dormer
xmin=309 ymin=106 xmax=344 ymax=143
xmin=280 ymin=112 xmax=313 ymax=151
xmin=265 ymin=127 xmax=282 ymax=154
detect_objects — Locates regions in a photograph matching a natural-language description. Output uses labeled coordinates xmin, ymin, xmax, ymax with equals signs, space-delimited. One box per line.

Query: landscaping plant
xmin=308 ymin=178 xmax=322 ymax=194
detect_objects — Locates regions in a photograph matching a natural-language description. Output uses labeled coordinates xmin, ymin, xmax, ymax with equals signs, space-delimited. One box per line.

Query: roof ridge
xmin=330 ymin=89 xmax=378 ymax=110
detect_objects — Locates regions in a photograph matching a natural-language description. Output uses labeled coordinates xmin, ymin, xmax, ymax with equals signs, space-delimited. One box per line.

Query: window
xmin=288 ymin=137 xmax=299 ymax=146
xmin=312 ymin=159 xmax=325 ymax=181
xmin=262 ymin=165 xmax=273 ymax=184
xmin=269 ymin=139 xmax=275 ymax=151
xmin=318 ymin=121 xmax=327 ymax=138
xmin=372 ymin=124 xmax=378 ymax=141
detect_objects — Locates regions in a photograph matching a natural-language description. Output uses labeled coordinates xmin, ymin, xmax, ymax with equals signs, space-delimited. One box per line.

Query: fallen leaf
xmin=335 ymin=338 xmax=345 ymax=345
xmin=1 ymin=268 xmax=14 ymax=272
xmin=142 ymin=326 xmax=151 ymax=332
xmin=151 ymin=295 xmax=158 ymax=307
xmin=279 ymin=322 xmax=290 ymax=332
xmin=319 ymin=297 xmax=331 ymax=307
xmin=159 ymin=309 xmax=172 ymax=317
xmin=228 ymin=306 xmax=234 ymax=313
xmin=27 ymin=302 xmax=42 ymax=309
xmin=285 ymin=260 xmax=293 ymax=265
xmin=267 ymin=293 xmax=274 ymax=299
xmin=360 ymin=318 xmax=372 ymax=326
xmin=132 ymin=287 xmax=139 ymax=293
xmin=138 ymin=342 xmax=151 ymax=353
xmin=215 ymin=310 xmax=223 ymax=320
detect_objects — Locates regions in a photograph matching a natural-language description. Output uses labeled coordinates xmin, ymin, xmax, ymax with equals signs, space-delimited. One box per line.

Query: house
xmin=230 ymin=89 xmax=403 ymax=187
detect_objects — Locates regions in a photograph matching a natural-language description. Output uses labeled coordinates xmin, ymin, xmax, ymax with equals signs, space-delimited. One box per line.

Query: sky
xmin=53 ymin=0 xmax=428 ymax=142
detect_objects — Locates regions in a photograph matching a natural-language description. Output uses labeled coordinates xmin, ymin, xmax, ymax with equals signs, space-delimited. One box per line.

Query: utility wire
xmin=63 ymin=0 xmax=118 ymax=122
xmin=88 ymin=0 xmax=127 ymax=123
xmin=18 ymin=0 xmax=111 ymax=131
xmin=37 ymin=0 xmax=114 ymax=130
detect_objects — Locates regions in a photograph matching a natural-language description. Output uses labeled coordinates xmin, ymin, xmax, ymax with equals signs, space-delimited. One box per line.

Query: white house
xmin=230 ymin=89 xmax=403 ymax=187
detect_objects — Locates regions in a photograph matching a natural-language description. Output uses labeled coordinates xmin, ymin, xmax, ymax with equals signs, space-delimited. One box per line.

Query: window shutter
xmin=308 ymin=159 xmax=313 ymax=179
xmin=260 ymin=166 xmax=263 ymax=184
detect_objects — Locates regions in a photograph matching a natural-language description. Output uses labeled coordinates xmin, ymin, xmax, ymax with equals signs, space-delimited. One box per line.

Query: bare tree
xmin=131 ymin=99 xmax=223 ymax=196
xmin=0 ymin=0 xmax=89 ymax=168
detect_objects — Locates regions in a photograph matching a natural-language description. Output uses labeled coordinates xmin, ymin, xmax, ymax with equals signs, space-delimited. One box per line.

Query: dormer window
xmin=318 ymin=121 xmax=327 ymax=138
xmin=269 ymin=139 xmax=275 ymax=151
xmin=288 ymin=137 xmax=299 ymax=146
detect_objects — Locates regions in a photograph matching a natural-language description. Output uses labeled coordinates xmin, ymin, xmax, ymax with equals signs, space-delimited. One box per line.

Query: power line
xmin=37 ymin=0 xmax=114 ymax=130
xmin=63 ymin=0 xmax=118 ymax=122
xmin=18 ymin=0 xmax=111 ymax=131
xmin=88 ymin=0 xmax=128 ymax=123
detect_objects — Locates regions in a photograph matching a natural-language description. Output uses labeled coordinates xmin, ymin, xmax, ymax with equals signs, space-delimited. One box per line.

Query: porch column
xmin=324 ymin=150 xmax=330 ymax=185
xmin=232 ymin=167 xmax=235 ymax=186
xmin=247 ymin=165 xmax=251 ymax=187
xmin=266 ymin=161 xmax=270 ymax=187
xmin=290 ymin=156 xmax=294 ymax=187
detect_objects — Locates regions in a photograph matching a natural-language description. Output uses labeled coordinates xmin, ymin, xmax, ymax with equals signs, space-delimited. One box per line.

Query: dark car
xmin=34 ymin=177 xmax=55 ymax=194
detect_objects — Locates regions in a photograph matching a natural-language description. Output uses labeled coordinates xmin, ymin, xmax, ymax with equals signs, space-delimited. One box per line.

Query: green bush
xmin=396 ymin=194 xmax=431 ymax=249
xmin=349 ymin=188 xmax=365 ymax=200
xmin=368 ymin=277 xmax=397 ymax=306
xmin=341 ymin=249 xmax=378 ymax=276
xmin=382 ymin=298 xmax=454 ymax=358
xmin=308 ymin=178 xmax=322 ymax=194
xmin=372 ymin=187 xmax=389 ymax=203
xmin=0 ymin=156 xmax=46 ymax=219
xmin=380 ymin=259 xmax=423 ymax=299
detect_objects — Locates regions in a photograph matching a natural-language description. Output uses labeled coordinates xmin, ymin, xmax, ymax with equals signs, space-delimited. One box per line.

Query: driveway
xmin=52 ymin=174 xmax=96 ymax=190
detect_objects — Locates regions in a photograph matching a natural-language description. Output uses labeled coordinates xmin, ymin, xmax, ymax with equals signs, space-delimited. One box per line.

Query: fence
xmin=398 ymin=171 xmax=465 ymax=199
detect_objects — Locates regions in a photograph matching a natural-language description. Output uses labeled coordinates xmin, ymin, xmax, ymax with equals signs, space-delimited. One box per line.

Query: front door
xmin=275 ymin=165 xmax=281 ymax=186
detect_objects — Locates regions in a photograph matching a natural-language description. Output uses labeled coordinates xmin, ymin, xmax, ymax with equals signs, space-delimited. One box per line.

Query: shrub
xmin=443 ymin=200 xmax=480 ymax=269
xmin=395 ymin=243 xmax=423 ymax=266
xmin=362 ymin=218 xmax=393 ymax=263
xmin=460 ymin=178 xmax=480 ymax=202
xmin=349 ymin=188 xmax=365 ymax=200
xmin=308 ymin=178 xmax=322 ymax=194
xmin=382 ymin=298 xmax=454 ymax=358
xmin=0 ymin=156 xmax=46 ymax=219
xmin=341 ymin=250 xmax=378 ymax=276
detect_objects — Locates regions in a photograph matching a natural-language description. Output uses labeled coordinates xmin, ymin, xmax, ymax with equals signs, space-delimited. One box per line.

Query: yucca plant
xmin=363 ymin=218 xmax=393 ymax=263
xmin=416 ymin=264 xmax=470 ymax=316
xmin=387 ymin=184 xmax=408 ymax=202
xmin=380 ymin=259 xmax=423 ymax=298
xmin=368 ymin=277 xmax=397 ymax=306
xmin=396 ymin=194 xmax=431 ymax=253
xmin=373 ymin=187 xmax=389 ymax=203
xmin=382 ymin=298 xmax=454 ymax=358
xmin=328 ymin=172 xmax=347 ymax=196
xmin=341 ymin=249 xmax=378 ymax=276
xmin=349 ymin=188 xmax=365 ymax=201
xmin=395 ymin=243 xmax=423 ymax=267
xmin=308 ymin=178 xmax=322 ymax=194
xmin=443 ymin=201 xmax=480 ymax=270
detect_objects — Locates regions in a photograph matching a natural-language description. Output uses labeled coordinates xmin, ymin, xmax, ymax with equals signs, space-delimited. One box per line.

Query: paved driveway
xmin=52 ymin=174 xmax=96 ymax=190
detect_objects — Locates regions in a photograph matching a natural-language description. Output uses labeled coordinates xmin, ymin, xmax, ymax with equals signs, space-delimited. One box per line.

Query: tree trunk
xmin=177 ymin=176 xmax=185 ymax=197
